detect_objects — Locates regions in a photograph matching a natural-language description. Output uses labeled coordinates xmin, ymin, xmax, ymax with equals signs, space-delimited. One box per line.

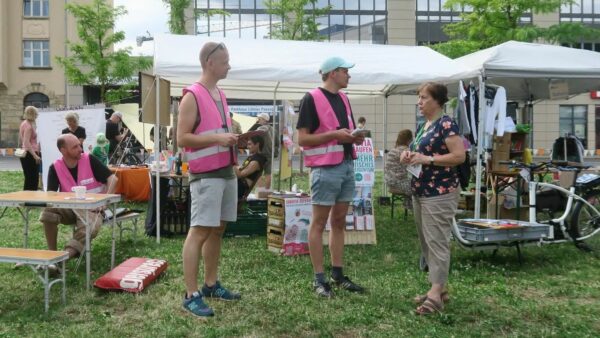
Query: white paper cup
xmin=71 ymin=186 xmax=86 ymax=199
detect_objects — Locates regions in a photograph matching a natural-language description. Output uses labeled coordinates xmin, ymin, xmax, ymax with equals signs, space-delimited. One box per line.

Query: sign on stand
xmin=323 ymin=137 xmax=377 ymax=245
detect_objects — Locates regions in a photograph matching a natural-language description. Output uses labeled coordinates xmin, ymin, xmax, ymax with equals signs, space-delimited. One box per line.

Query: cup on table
xmin=182 ymin=162 xmax=189 ymax=174
xmin=71 ymin=186 xmax=86 ymax=199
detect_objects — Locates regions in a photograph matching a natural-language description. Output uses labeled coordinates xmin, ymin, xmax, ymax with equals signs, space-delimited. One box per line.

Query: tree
xmin=55 ymin=0 xmax=151 ymax=104
xmin=162 ymin=0 xmax=230 ymax=35
xmin=265 ymin=0 xmax=331 ymax=41
xmin=432 ymin=0 xmax=600 ymax=58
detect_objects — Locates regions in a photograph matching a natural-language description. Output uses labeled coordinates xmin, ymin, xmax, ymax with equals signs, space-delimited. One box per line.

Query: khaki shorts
xmin=39 ymin=208 xmax=104 ymax=254
xmin=190 ymin=177 xmax=237 ymax=227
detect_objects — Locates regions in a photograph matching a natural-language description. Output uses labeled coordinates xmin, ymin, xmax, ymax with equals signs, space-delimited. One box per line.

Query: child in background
xmin=91 ymin=132 xmax=110 ymax=165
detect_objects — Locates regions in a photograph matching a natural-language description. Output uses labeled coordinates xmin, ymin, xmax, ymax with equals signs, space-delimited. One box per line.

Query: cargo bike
xmin=452 ymin=160 xmax=600 ymax=261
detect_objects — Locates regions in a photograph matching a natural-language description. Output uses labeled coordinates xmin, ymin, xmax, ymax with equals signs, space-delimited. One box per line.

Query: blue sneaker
xmin=182 ymin=291 xmax=214 ymax=317
xmin=202 ymin=281 xmax=241 ymax=301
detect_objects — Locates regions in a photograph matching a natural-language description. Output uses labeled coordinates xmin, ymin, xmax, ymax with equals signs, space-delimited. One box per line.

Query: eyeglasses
xmin=205 ymin=43 xmax=225 ymax=62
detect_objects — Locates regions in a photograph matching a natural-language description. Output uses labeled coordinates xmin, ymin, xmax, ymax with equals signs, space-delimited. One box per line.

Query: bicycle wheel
xmin=570 ymin=195 xmax=600 ymax=253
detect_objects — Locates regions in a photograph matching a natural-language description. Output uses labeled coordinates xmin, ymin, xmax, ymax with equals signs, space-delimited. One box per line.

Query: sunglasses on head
xmin=205 ymin=43 xmax=226 ymax=62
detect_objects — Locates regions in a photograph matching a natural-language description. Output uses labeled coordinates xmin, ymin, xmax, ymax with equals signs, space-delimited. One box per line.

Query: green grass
xmin=1 ymin=171 xmax=599 ymax=337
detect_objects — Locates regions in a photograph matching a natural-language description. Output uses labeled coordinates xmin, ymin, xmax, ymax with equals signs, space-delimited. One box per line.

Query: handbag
xmin=14 ymin=148 xmax=27 ymax=158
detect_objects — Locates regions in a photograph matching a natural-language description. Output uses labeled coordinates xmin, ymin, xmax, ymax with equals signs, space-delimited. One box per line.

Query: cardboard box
xmin=493 ymin=133 xmax=512 ymax=152
xmin=491 ymin=151 xmax=510 ymax=171
xmin=487 ymin=194 xmax=529 ymax=220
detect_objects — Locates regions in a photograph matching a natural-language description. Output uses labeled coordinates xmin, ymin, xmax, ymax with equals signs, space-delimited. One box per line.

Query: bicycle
xmin=452 ymin=160 xmax=600 ymax=257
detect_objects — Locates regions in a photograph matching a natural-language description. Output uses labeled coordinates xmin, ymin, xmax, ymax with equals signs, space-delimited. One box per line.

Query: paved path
xmin=0 ymin=157 xmax=22 ymax=171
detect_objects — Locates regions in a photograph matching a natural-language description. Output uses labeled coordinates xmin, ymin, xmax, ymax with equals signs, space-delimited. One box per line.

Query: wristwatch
xmin=429 ymin=156 xmax=434 ymax=165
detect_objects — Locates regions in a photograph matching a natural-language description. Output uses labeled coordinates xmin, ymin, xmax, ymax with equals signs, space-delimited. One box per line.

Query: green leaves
xmin=55 ymin=0 xmax=151 ymax=104
xmin=265 ymin=0 xmax=331 ymax=41
xmin=436 ymin=0 xmax=600 ymax=58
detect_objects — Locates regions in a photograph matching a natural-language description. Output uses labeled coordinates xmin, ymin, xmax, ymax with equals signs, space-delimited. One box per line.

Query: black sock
xmin=331 ymin=266 xmax=343 ymax=281
xmin=315 ymin=272 xmax=326 ymax=284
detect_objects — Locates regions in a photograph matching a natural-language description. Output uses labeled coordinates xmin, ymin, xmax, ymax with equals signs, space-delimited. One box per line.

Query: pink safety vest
xmin=303 ymin=88 xmax=356 ymax=167
xmin=183 ymin=83 xmax=237 ymax=174
xmin=53 ymin=153 xmax=105 ymax=193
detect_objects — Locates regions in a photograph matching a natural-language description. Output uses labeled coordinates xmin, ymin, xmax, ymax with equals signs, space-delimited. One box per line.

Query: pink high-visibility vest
xmin=183 ymin=83 xmax=236 ymax=174
xmin=53 ymin=153 xmax=104 ymax=193
xmin=303 ymin=89 xmax=356 ymax=167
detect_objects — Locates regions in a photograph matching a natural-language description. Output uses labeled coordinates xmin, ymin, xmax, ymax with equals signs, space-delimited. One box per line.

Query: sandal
xmin=415 ymin=297 xmax=444 ymax=316
xmin=413 ymin=291 xmax=449 ymax=305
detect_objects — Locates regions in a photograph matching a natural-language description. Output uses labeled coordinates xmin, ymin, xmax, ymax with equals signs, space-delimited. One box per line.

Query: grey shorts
xmin=310 ymin=160 xmax=356 ymax=206
xmin=190 ymin=177 xmax=237 ymax=227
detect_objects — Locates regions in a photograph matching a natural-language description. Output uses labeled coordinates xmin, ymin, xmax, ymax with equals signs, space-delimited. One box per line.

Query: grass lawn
xmin=0 ymin=170 xmax=599 ymax=337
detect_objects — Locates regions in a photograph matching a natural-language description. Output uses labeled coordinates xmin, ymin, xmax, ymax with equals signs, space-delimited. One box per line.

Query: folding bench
xmin=74 ymin=210 xmax=142 ymax=273
xmin=0 ymin=248 xmax=68 ymax=312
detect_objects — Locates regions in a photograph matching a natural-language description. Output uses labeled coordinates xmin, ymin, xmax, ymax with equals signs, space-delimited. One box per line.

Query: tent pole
xmin=155 ymin=76 xmax=161 ymax=244
xmin=382 ymin=94 xmax=388 ymax=196
xmin=273 ymin=82 xmax=280 ymax=191
xmin=474 ymin=74 xmax=485 ymax=219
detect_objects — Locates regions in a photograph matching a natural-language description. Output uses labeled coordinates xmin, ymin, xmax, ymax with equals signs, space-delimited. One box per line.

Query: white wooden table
xmin=0 ymin=191 xmax=121 ymax=289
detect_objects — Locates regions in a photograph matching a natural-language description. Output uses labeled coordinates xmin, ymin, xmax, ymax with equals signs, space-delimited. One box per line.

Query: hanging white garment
xmin=455 ymin=80 xmax=471 ymax=136
xmin=483 ymin=86 xmax=507 ymax=137
xmin=469 ymin=81 xmax=477 ymax=143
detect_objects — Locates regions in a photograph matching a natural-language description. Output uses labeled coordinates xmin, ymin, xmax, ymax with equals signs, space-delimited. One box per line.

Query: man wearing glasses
xmin=177 ymin=42 xmax=240 ymax=317
xmin=297 ymin=57 xmax=366 ymax=298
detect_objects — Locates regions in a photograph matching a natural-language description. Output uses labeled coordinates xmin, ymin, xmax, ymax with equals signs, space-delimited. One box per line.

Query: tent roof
xmin=455 ymin=41 xmax=600 ymax=101
xmin=152 ymin=34 xmax=473 ymax=99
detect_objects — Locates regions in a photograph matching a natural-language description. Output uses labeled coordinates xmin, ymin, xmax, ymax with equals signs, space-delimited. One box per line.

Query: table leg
xmin=111 ymin=203 xmax=116 ymax=269
xmin=62 ymin=259 xmax=66 ymax=305
xmin=85 ymin=211 xmax=91 ymax=290
xmin=16 ymin=208 xmax=30 ymax=248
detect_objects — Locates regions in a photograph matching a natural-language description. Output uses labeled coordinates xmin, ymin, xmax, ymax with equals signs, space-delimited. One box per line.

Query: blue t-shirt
xmin=410 ymin=115 xmax=460 ymax=197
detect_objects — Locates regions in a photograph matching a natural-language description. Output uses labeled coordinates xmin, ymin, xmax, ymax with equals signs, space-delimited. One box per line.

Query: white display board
xmin=37 ymin=108 xmax=106 ymax=191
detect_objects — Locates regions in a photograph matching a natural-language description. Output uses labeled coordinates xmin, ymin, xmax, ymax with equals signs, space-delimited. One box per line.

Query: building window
xmin=561 ymin=41 xmax=600 ymax=52
xmin=559 ymin=105 xmax=588 ymax=146
xmin=560 ymin=0 xmax=600 ymax=23
xmin=23 ymin=0 xmax=49 ymax=17
xmin=23 ymin=40 xmax=50 ymax=67
xmin=195 ymin=0 xmax=387 ymax=44
xmin=23 ymin=92 xmax=49 ymax=108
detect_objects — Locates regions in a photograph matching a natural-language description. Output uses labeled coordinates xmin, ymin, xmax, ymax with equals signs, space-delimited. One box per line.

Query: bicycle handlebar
xmin=498 ymin=160 xmax=591 ymax=170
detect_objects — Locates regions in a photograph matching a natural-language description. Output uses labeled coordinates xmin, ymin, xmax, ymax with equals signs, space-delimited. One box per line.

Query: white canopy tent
xmin=151 ymin=34 xmax=474 ymax=242
xmin=454 ymin=41 xmax=600 ymax=218
xmin=153 ymin=34 xmax=475 ymax=99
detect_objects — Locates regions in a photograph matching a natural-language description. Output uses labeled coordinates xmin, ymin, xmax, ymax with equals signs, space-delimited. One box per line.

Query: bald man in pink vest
xmin=39 ymin=134 xmax=118 ymax=260
xmin=177 ymin=42 xmax=240 ymax=318
xmin=297 ymin=57 xmax=366 ymax=298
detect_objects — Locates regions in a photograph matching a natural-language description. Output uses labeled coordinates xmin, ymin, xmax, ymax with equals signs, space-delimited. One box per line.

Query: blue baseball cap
xmin=319 ymin=57 xmax=355 ymax=74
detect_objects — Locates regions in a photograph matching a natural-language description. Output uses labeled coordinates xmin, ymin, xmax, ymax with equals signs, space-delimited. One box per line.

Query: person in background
xmin=384 ymin=129 xmax=413 ymax=201
xmin=400 ymin=82 xmax=465 ymax=316
xmin=40 ymin=134 xmax=118 ymax=261
xmin=177 ymin=41 xmax=240 ymax=318
xmin=297 ymin=56 xmax=366 ymax=298
xmin=105 ymin=111 xmax=128 ymax=157
xmin=234 ymin=135 xmax=267 ymax=200
xmin=255 ymin=112 xmax=273 ymax=189
xmin=91 ymin=132 xmax=110 ymax=166
xmin=230 ymin=112 xmax=242 ymax=135
xmin=356 ymin=116 xmax=372 ymax=138
xmin=62 ymin=112 xmax=86 ymax=149
xmin=19 ymin=106 xmax=41 ymax=191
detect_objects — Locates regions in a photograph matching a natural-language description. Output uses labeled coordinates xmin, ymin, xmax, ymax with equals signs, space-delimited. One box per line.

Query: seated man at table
xmin=40 ymin=134 xmax=118 ymax=259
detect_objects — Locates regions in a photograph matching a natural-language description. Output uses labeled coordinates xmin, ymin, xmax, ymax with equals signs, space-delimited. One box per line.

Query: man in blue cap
xmin=296 ymin=56 xmax=366 ymax=297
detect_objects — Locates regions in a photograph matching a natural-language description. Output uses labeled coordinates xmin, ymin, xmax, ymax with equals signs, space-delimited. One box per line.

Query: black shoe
xmin=331 ymin=276 xmax=365 ymax=293
xmin=313 ymin=280 xmax=334 ymax=298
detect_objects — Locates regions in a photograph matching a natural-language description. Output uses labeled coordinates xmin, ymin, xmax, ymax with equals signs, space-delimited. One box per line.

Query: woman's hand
xmin=409 ymin=152 xmax=430 ymax=166
xmin=400 ymin=150 xmax=412 ymax=164
xmin=33 ymin=153 xmax=41 ymax=164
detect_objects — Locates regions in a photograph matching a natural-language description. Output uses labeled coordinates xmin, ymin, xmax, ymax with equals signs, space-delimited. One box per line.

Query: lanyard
xmin=412 ymin=116 xmax=442 ymax=152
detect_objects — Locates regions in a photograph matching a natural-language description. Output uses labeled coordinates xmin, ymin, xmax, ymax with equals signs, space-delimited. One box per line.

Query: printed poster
xmin=282 ymin=196 xmax=312 ymax=256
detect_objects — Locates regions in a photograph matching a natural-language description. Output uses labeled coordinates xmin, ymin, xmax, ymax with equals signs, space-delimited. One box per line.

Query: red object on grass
xmin=94 ymin=257 xmax=168 ymax=293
